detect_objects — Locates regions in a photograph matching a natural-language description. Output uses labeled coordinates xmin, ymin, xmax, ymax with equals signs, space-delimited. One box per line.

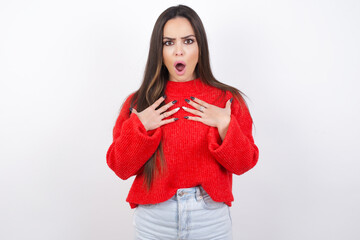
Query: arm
xmin=106 ymin=93 xmax=162 ymax=180
xmin=207 ymin=95 xmax=259 ymax=175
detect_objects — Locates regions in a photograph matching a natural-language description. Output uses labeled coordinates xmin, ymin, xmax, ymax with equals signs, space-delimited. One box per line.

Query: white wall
xmin=1 ymin=0 xmax=359 ymax=239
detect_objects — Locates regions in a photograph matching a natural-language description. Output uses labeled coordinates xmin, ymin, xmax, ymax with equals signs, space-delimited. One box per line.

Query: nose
xmin=175 ymin=44 xmax=183 ymax=56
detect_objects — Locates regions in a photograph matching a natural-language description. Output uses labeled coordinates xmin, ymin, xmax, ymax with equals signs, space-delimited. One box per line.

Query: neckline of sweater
xmin=164 ymin=77 xmax=208 ymax=97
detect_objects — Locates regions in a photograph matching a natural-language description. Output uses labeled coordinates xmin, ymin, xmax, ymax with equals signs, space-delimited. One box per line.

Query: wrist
xmin=217 ymin=117 xmax=230 ymax=141
xmin=217 ymin=116 xmax=230 ymax=130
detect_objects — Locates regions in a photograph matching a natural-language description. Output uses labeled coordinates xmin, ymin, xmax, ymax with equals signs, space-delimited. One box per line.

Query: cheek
xmin=189 ymin=46 xmax=199 ymax=64
xmin=163 ymin=49 xmax=172 ymax=65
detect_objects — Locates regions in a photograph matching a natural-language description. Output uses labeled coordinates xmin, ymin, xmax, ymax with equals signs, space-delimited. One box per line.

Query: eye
xmin=185 ymin=39 xmax=194 ymax=44
xmin=163 ymin=41 xmax=173 ymax=46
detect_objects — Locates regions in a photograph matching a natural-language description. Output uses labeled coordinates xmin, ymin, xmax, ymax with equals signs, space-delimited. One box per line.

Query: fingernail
xmin=172 ymin=100 xmax=177 ymax=104
xmin=185 ymin=98 xmax=190 ymax=103
xmin=184 ymin=116 xmax=189 ymax=119
xmin=174 ymin=118 xmax=179 ymax=121
xmin=190 ymin=96 xmax=195 ymax=100
xmin=230 ymin=98 xmax=233 ymax=103
xmin=129 ymin=107 xmax=133 ymax=112
xmin=163 ymin=94 xmax=167 ymax=99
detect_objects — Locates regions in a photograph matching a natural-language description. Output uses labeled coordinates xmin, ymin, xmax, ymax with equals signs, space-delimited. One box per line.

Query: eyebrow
xmin=162 ymin=34 xmax=195 ymax=40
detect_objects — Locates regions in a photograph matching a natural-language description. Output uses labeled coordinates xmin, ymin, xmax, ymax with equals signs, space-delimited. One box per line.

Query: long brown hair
xmin=125 ymin=4 xmax=249 ymax=191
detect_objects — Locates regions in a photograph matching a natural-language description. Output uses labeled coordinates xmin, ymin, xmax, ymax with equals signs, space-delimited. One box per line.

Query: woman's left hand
xmin=182 ymin=96 xmax=233 ymax=140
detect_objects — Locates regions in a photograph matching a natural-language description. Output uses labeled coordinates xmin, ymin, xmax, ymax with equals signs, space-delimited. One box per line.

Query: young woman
xmin=106 ymin=4 xmax=259 ymax=240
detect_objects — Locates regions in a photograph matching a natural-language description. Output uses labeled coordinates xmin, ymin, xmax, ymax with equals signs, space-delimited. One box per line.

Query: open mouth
xmin=174 ymin=61 xmax=186 ymax=75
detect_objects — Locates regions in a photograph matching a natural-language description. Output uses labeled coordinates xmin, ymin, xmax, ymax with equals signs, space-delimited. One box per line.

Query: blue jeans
xmin=133 ymin=185 xmax=233 ymax=240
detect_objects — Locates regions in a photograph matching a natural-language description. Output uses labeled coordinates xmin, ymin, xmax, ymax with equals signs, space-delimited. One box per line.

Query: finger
xmin=184 ymin=116 xmax=203 ymax=123
xmin=226 ymin=98 xmax=232 ymax=108
xmin=129 ymin=107 xmax=137 ymax=114
xmin=226 ymin=98 xmax=234 ymax=114
xmin=151 ymin=95 xmax=166 ymax=110
xmin=157 ymin=99 xmax=177 ymax=114
xmin=160 ymin=107 xmax=180 ymax=119
xmin=185 ymin=98 xmax=207 ymax=111
xmin=158 ymin=117 xmax=179 ymax=127
xmin=189 ymin=96 xmax=210 ymax=108
xmin=181 ymin=106 xmax=204 ymax=116
xmin=167 ymin=107 xmax=180 ymax=116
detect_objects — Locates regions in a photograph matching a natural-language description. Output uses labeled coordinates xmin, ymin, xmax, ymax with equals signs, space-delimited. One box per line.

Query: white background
xmin=1 ymin=0 xmax=359 ymax=239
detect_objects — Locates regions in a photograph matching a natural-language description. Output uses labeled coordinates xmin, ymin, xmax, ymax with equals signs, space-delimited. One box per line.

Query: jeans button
xmin=178 ymin=191 xmax=184 ymax=197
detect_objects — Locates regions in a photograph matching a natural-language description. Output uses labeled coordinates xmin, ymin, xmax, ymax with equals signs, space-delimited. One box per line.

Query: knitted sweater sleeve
xmin=207 ymin=94 xmax=259 ymax=175
xmin=106 ymin=93 xmax=162 ymax=180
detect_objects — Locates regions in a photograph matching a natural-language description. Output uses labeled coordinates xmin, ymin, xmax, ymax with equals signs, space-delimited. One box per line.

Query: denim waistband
xmin=174 ymin=185 xmax=204 ymax=201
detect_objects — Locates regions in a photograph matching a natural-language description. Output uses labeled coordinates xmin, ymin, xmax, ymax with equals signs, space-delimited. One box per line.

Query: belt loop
xmin=195 ymin=186 xmax=202 ymax=201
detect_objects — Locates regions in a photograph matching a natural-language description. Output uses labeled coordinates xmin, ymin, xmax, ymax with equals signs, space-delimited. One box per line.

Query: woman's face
xmin=162 ymin=17 xmax=199 ymax=82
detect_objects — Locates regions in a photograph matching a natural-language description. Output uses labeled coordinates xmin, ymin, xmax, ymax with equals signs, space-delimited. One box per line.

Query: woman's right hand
xmin=130 ymin=95 xmax=180 ymax=131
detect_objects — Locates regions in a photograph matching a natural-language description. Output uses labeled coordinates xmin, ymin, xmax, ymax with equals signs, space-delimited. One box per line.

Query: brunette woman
xmin=106 ymin=4 xmax=259 ymax=240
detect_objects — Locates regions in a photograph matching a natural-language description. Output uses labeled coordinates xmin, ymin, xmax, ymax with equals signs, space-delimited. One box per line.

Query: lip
xmin=174 ymin=61 xmax=186 ymax=76
xmin=173 ymin=61 xmax=186 ymax=67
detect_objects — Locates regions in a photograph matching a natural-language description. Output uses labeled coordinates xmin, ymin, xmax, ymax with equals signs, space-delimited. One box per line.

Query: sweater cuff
xmin=207 ymin=113 xmax=250 ymax=172
xmin=112 ymin=113 xmax=162 ymax=179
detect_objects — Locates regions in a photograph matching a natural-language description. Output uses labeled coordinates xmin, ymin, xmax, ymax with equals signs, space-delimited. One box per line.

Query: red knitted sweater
xmin=106 ymin=77 xmax=259 ymax=209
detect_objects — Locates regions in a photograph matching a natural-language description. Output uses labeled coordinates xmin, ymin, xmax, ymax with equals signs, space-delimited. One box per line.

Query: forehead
xmin=163 ymin=17 xmax=195 ymax=37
